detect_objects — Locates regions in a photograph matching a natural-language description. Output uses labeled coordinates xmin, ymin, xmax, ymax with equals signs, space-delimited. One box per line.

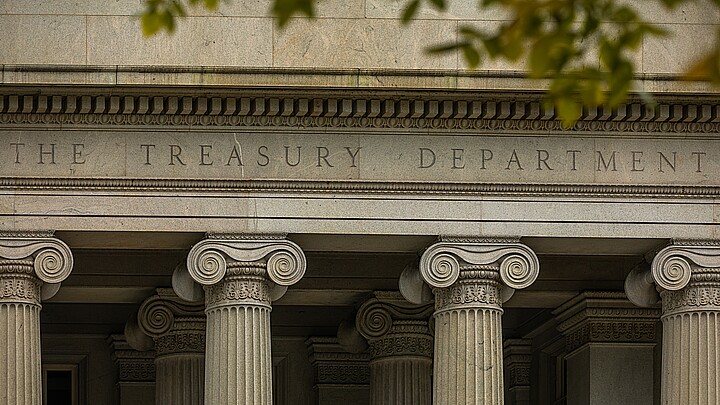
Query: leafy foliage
xmin=140 ymin=0 xmax=720 ymax=126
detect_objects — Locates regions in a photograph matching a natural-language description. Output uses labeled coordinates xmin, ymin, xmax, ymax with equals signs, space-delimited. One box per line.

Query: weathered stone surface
xmin=86 ymin=16 xmax=272 ymax=67
xmin=0 ymin=15 xmax=86 ymax=65
xmin=273 ymin=19 xmax=457 ymax=69
xmin=3 ymin=130 xmax=719 ymax=186
xmin=643 ymin=23 xmax=719 ymax=75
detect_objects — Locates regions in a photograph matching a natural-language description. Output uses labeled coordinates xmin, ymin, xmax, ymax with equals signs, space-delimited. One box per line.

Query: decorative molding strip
xmin=108 ymin=335 xmax=157 ymax=383
xmin=554 ymin=291 xmax=661 ymax=353
xmin=0 ymin=177 xmax=710 ymax=198
xmin=0 ymin=92 xmax=719 ymax=133
xmin=1 ymin=177 xmax=719 ymax=198
xmin=306 ymin=337 xmax=371 ymax=385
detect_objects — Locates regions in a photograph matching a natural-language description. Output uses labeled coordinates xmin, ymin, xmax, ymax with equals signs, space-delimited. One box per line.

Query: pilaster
xmin=554 ymin=291 xmax=659 ymax=405
xmin=0 ymin=231 xmax=73 ymax=405
xmin=306 ymin=337 xmax=370 ymax=405
xmin=108 ymin=335 xmax=156 ymax=405
xmin=417 ymin=237 xmax=539 ymax=405
xmin=648 ymin=242 xmax=720 ymax=405
xmin=346 ymin=291 xmax=434 ymax=405
xmin=503 ymin=339 xmax=532 ymax=405
xmin=185 ymin=233 xmax=306 ymax=405
xmin=126 ymin=288 xmax=205 ymax=405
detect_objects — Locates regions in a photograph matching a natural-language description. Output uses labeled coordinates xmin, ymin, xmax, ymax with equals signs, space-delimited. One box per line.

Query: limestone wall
xmin=1 ymin=0 xmax=718 ymax=76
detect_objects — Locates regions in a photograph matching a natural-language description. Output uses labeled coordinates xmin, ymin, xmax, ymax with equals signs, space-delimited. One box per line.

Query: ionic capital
xmin=651 ymin=242 xmax=720 ymax=291
xmin=126 ymin=288 xmax=205 ymax=355
xmin=340 ymin=292 xmax=434 ymax=358
xmin=0 ymin=231 xmax=73 ymax=284
xmin=418 ymin=237 xmax=539 ymax=294
xmin=186 ymin=234 xmax=306 ymax=288
xmin=355 ymin=291 xmax=433 ymax=340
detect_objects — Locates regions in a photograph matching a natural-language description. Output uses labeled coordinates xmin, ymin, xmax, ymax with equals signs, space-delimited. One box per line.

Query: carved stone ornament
xmin=419 ymin=238 xmax=539 ymax=291
xmin=125 ymin=288 xmax=205 ymax=354
xmin=651 ymin=244 xmax=720 ymax=291
xmin=355 ymin=292 xmax=434 ymax=340
xmin=0 ymin=233 xmax=73 ymax=284
xmin=398 ymin=260 xmax=434 ymax=305
xmin=554 ymin=292 xmax=660 ymax=353
xmin=186 ymin=236 xmax=306 ymax=288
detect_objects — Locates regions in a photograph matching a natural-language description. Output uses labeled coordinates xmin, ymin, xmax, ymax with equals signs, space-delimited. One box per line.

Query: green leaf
xmin=428 ymin=0 xmax=446 ymax=11
xmin=401 ymin=0 xmax=421 ymax=24
xmin=607 ymin=60 xmax=633 ymax=106
xmin=427 ymin=42 xmax=463 ymax=54
xmin=272 ymin=0 xmax=315 ymax=28
xmin=462 ymin=44 xmax=481 ymax=68
xmin=556 ymin=97 xmax=582 ymax=128
xmin=141 ymin=12 xmax=163 ymax=36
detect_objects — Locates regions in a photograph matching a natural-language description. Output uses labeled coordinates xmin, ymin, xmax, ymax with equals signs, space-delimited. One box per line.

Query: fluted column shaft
xmin=349 ymin=292 xmax=434 ymax=405
xmin=660 ymin=274 xmax=720 ymax=404
xmin=125 ymin=288 xmax=206 ymax=405
xmin=433 ymin=270 xmax=504 ymax=405
xmin=204 ymin=264 xmax=272 ymax=405
xmin=0 ymin=233 xmax=73 ymax=405
xmin=154 ymin=321 xmax=206 ymax=405
xmin=367 ymin=321 xmax=433 ymax=405
xmin=645 ymin=244 xmax=720 ymax=405
xmin=418 ymin=238 xmax=539 ymax=405
xmin=370 ymin=356 xmax=431 ymax=405
xmin=0 ymin=262 xmax=42 ymax=405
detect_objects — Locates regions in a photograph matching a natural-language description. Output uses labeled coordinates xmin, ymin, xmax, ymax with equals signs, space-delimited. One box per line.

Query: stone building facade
xmin=1 ymin=1 xmax=720 ymax=404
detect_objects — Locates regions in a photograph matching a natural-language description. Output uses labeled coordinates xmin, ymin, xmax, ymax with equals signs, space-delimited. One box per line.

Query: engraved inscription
xmin=2 ymin=131 xmax=718 ymax=186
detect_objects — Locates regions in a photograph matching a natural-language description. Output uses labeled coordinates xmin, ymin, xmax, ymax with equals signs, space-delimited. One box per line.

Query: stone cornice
xmin=1 ymin=88 xmax=720 ymax=134
xmin=2 ymin=65 xmax=718 ymax=95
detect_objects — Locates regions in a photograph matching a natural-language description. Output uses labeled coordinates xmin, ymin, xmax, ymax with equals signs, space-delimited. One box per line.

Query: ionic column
xmin=339 ymin=291 xmax=434 ymax=405
xmin=0 ymin=232 xmax=73 ymax=405
xmin=626 ymin=242 xmax=720 ymax=405
xmin=125 ymin=288 xmax=205 ymax=405
xmin=415 ymin=237 xmax=539 ymax=405
xmin=184 ymin=234 xmax=306 ymax=405
xmin=554 ymin=292 xmax=659 ymax=405
xmin=503 ymin=339 xmax=532 ymax=405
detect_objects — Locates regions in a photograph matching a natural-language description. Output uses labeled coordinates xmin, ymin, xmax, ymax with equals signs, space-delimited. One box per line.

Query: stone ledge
xmin=1 ymin=65 xmax=718 ymax=95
